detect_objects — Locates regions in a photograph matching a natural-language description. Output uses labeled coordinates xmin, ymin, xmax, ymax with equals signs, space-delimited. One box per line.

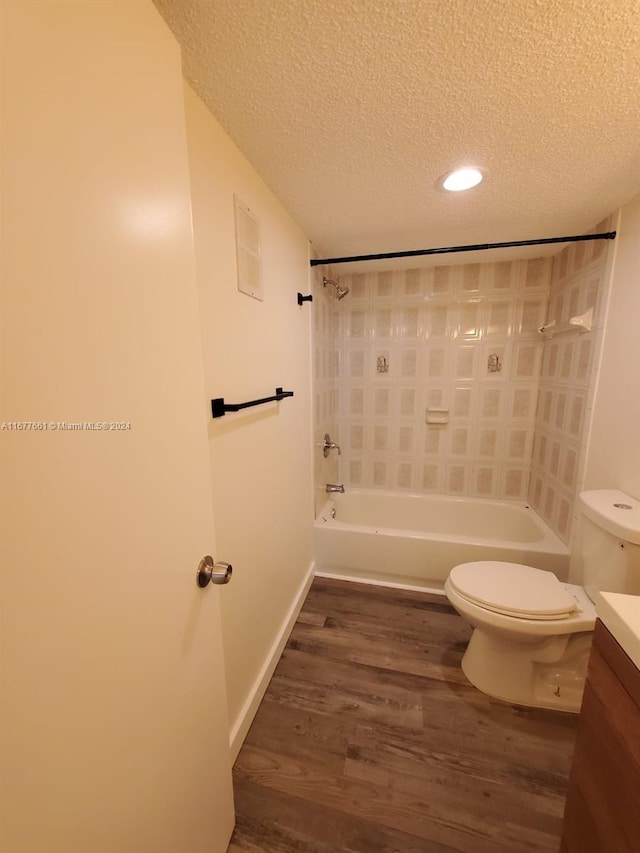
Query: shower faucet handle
xmin=322 ymin=433 xmax=342 ymax=457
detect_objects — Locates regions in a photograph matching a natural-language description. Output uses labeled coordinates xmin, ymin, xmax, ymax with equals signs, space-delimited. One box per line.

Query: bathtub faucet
xmin=322 ymin=433 xmax=341 ymax=457
xmin=325 ymin=483 xmax=345 ymax=493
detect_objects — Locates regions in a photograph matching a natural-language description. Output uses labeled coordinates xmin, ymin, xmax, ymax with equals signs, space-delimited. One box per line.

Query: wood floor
xmin=229 ymin=577 xmax=578 ymax=852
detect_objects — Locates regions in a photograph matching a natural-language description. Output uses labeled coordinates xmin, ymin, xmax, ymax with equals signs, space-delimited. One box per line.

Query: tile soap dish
xmin=426 ymin=408 xmax=449 ymax=425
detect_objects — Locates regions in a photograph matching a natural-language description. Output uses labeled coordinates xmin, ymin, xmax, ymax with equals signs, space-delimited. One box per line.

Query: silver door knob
xmin=196 ymin=555 xmax=233 ymax=588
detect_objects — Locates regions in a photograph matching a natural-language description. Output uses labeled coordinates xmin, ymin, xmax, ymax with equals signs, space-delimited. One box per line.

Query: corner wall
xmin=583 ymin=197 xmax=640 ymax=498
xmin=528 ymin=218 xmax=616 ymax=542
xmin=183 ymin=85 xmax=314 ymax=752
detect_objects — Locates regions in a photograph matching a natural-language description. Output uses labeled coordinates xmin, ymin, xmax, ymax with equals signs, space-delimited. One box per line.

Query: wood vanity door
xmin=560 ymin=619 xmax=640 ymax=852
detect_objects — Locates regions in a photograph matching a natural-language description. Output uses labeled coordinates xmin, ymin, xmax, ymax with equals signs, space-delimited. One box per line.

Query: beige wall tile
xmin=319 ymin=250 xmax=630 ymax=522
xmin=527 ymin=223 xmax=614 ymax=542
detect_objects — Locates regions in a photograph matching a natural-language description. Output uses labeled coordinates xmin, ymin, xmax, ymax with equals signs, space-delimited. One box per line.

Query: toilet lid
xmin=449 ymin=562 xmax=578 ymax=619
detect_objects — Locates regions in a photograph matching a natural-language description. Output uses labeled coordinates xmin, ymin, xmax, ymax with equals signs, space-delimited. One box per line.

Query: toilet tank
xmin=579 ymin=490 xmax=640 ymax=601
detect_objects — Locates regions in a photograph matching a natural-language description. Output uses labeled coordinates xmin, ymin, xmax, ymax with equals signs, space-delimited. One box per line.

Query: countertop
xmin=597 ymin=592 xmax=640 ymax=670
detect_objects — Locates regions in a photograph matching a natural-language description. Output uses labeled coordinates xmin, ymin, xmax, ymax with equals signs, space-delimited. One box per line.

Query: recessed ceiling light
xmin=440 ymin=167 xmax=484 ymax=192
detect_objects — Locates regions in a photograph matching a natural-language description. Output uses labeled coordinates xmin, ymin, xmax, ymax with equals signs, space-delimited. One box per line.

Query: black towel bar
xmin=211 ymin=387 xmax=294 ymax=418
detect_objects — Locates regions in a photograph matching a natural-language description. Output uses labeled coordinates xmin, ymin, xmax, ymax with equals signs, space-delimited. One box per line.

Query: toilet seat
xmin=448 ymin=561 xmax=579 ymax=621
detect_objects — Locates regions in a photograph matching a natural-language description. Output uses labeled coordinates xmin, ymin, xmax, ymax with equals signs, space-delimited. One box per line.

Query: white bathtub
xmin=314 ymin=489 xmax=569 ymax=591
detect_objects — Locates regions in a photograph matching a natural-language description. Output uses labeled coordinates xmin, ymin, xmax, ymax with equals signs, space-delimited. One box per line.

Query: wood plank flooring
xmin=230 ymin=577 xmax=578 ymax=852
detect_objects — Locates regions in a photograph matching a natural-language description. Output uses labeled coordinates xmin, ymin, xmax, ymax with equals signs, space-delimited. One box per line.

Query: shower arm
xmin=322 ymin=277 xmax=349 ymax=300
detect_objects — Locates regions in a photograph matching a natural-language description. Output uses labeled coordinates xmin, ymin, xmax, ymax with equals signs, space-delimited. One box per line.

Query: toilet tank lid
xmin=579 ymin=490 xmax=640 ymax=545
xmin=449 ymin=562 xmax=577 ymax=617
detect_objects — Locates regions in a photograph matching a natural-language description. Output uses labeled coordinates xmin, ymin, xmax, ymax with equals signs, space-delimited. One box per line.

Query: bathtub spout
xmin=326 ymin=483 xmax=345 ymax=493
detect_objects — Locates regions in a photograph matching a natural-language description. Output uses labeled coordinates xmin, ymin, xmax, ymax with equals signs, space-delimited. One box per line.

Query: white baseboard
xmin=314 ymin=569 xmax=447 ymax=597
xmin=229 ymin=561 xmax=316 ymax=762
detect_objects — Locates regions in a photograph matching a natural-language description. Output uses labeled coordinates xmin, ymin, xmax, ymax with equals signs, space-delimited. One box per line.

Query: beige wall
xmin=584 ymin=197 xmax=640 ymax=498
xmin=332 ymin=260 xmax=551 ymax=501
xmin=528 ymin=219 xmax=615 ymax=542
xmin=183 ymin=85 xmax=314 ymax=749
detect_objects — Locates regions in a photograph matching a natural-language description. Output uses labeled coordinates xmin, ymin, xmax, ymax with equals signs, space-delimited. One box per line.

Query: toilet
xmin=444 ymin=489 xmax=640 ymax=712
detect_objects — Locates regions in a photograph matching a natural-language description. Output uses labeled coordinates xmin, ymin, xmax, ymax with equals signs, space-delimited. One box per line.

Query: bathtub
xmin=314 ymin=489 xmax=569 ymax=591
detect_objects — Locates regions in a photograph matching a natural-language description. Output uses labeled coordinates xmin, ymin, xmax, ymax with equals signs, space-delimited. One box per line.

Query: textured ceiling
xmin=153 ymin=0 xmax=640 ymax=270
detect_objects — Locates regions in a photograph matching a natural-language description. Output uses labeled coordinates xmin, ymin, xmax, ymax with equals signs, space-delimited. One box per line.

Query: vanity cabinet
xmin=560 ymin=619 xmax=640 ymax=852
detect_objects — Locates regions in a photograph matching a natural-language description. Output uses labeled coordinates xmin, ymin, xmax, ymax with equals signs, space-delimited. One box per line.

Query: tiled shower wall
xmin=528 ymin=221 xmax=614 ymax=542
xmin=335 ymin=259 xmax=552 ymax=501
xmin=312 ymin=265 xmax=339 ymax=513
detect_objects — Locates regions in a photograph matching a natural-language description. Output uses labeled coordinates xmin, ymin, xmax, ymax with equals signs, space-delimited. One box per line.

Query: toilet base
xmin=461 ymin=627 xmax=592 ymax=713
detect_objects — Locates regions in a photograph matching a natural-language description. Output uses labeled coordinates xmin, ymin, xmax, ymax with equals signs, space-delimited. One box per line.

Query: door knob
xmin=196 ymin=555 xmax=233 ymax=588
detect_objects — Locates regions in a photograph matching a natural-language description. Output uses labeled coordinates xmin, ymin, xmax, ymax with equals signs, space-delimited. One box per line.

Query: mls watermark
xmin=1 ymin=422 xmax=132 ymax=431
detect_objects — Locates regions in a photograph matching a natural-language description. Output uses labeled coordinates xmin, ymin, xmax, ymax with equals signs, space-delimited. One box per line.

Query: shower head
xmin=323 ymin=277 xmax=350 ymax=300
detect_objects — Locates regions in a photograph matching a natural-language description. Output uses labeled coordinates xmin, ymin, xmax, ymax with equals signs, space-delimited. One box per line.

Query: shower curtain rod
xmin=309 ymin=231 xmax=616 ymax=267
